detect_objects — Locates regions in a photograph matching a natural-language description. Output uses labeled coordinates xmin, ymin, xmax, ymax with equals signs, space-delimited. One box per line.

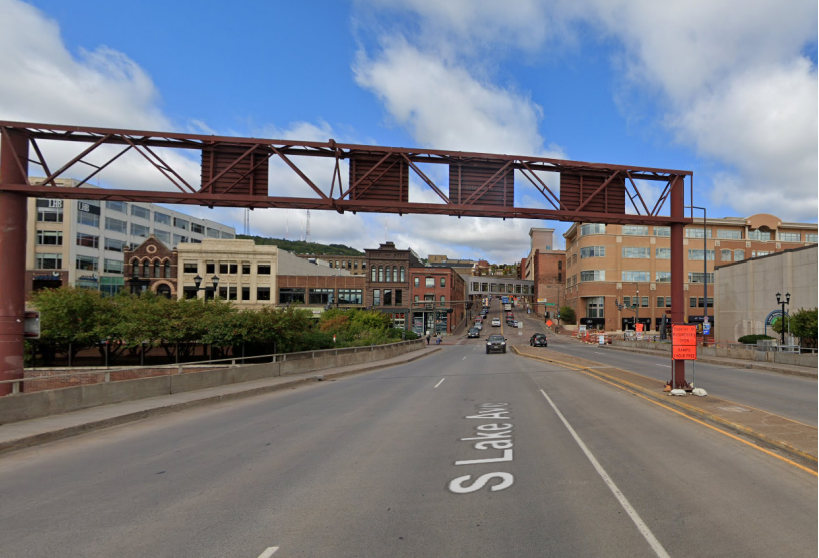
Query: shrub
xmin=737 ymin=334 xmax=773 ymax=345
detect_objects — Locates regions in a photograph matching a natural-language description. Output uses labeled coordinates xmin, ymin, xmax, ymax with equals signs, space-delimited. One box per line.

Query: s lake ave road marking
xmin=449 ymin=403 xmax=515 ymax=494
xmin=257 ymin=547 xmax=279 ymax=558
xmin=539 ymin=389 xmax=672 ymax=558
xmin=434 ymin=378 xmax=446 ymax=388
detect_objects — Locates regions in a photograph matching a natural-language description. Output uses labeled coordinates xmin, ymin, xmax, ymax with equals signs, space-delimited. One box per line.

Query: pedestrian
xmin=436 ymin=333 xmax=441 ymax=345
xmin=426 ymin=333 xmax=430 ymax=345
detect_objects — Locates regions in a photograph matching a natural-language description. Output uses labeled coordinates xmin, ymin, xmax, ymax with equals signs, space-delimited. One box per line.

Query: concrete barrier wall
xmin=0 ymin=340 xmax=424 ymax=425
xmin=611 ymin=340 xmax=817 ymax=367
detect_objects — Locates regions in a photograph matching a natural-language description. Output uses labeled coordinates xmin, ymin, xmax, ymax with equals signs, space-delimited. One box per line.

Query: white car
xmin=492 ymin=318 xmax=501 ymax=327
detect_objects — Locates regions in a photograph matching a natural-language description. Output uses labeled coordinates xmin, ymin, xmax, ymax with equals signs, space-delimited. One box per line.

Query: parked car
xmin=530 ymin=333 xmax=548 ymax=347
xmin=467 ymin=327 xmax=480 ymax=338
xmin=491 ymin=318 xmax=501 ymax=327
xmin=486 ymin=334 xmax=507 ymax=354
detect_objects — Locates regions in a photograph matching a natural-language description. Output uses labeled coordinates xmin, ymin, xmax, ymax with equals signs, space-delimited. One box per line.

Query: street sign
xmin=543 ymin=302 xmax=556 ymax=306
xmin=673 ymin=345 xmax=697 ymax=360
xmin=672 ymin=325 xmax=697 ymax=346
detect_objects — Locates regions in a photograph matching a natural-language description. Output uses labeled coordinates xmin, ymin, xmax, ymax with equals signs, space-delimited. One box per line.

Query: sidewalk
xmin=606 ymin=344 xmax=817 ymax=379
xmin=512 ymin=345 xmax=817 ymax=469
xmin=0 ymin=346 xmax=442 ymax=455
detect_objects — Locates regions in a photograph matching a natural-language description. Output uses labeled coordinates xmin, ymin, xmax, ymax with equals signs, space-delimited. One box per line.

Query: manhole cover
xmin=717 ymin=406 xmax=751 ymax=413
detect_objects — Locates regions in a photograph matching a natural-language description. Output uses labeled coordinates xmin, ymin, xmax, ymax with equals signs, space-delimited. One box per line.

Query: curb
xmin=606 ymin=345 xmax=817 ymax=379
xmin=0 ymin=348 xmax=442 ymax=456
xmin=511 ymin=347 xmax=818 ymax=468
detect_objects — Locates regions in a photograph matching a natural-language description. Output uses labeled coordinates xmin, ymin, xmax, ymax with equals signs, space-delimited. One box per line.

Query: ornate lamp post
xmin=193 ymin=274 xmax=220 ymax=300
xmin=775 ymin=292 xmax=790 ymax=348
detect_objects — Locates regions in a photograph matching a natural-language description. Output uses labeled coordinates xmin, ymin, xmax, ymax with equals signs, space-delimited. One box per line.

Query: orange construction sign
xmin=673 ymin=345 xmax=697 ymax=360
xmin=546 ymin=320 xmax=553 ymax=327
xmin=635 ymin=323 xmax=644 ymax=332
xmin=672 ymin=325 xmax=697 ymax=346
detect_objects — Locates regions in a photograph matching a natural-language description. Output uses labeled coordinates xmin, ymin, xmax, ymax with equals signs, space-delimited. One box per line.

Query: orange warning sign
xmin=546 ymin=320 xmax=553 ymax=327
xmin=635 ymin=323 xmax=644 ymax=332
xmin=672 ymin=325 xmax=697 ymax=346
xmin=673 ymin=345 xmax=697 ymax=360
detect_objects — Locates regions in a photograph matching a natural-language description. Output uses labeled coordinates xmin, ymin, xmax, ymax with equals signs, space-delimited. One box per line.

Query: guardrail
xmin=1 ymin=339 xmax=425 ymax=395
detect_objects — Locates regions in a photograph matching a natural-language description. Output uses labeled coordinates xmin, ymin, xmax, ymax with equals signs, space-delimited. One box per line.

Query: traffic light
xmin=557 ymin=313 xmax=561 ymax=320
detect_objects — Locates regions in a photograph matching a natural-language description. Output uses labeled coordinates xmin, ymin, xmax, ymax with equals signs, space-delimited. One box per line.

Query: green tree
xmin=30 ymin=287 xmax=108 ymax=362
xmin=774 ymin=307 xmax=818 ymax=348
xmin=558 ymin=305 xmax=576 ymax=325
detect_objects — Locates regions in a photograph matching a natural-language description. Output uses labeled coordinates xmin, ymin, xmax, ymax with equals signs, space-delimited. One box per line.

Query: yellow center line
xmin=517 ymin=349 xmax=818 ymax=477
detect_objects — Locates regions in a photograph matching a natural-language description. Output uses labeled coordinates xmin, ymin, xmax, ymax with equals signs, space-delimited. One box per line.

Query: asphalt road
xmin=501 ymin=309 xmax=817 ymax=427
xmin=0 ymin=303 xmax=815 ymax=557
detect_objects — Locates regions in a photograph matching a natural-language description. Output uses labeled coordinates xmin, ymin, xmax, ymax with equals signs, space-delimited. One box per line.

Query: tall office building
xmin=26 ymin=178 xmax=235 ymax=297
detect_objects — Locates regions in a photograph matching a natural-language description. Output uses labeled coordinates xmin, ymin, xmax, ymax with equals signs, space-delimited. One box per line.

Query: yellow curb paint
xmin=513 ymin=348 xmax=818 ymax=476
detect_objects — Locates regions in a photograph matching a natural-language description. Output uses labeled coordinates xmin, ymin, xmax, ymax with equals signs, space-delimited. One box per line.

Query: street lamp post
xmin=193 ymin=274 xmax=220 ymax=300
xmin=775 ymin=292 xmax=790 ymax=348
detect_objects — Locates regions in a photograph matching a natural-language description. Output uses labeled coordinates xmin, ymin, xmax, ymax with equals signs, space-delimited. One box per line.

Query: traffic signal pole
xmin=0 ymin=129 xmax=29 ymax=395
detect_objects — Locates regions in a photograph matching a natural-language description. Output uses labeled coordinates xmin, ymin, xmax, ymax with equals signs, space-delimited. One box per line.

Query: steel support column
xmin=0 ymin=130 xmax=28 ymax=395
xmin=670 ymin=176 xmax=687 ymax=389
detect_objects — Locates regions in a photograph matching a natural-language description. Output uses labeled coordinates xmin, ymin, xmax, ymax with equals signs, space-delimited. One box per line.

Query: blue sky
xmin=1 ymin=0 xmax=816 ymax=262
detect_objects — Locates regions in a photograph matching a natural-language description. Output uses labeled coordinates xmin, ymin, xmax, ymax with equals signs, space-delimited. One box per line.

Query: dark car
xmin=486 ymin=334 xmax=506 ymax=354
xmin=530 ymin=333 xmax=548 ymax=347
xmin=467 ymin=327 xmax=480 ymax=338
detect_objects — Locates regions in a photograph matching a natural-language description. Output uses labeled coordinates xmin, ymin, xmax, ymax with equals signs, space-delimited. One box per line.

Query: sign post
xmin=670 ymin=324 xmax=698 ymax=393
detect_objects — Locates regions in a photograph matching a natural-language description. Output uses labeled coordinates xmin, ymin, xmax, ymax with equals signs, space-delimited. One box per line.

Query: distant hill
xmin=237 ymin=235 xmax=364 ymax=256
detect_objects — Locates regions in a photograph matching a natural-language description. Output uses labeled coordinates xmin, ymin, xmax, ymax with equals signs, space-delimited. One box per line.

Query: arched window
xmin=362 ymin=261 xmax=367 ymax=270
xmin=386 ymin=266 xmax=392 ymax=282
xmin=142 ymin=260 xmax=150 ymax=278
xmin=348 ymin=260 xmax=352 ymax=270
xmin=371 ymin=266 xmax=376 ymax=282
xmin=399 ymin=266 xmax=405 ymax=282
xmin=164 ymin=261 xmax=171 ymax=278
xmin=153 ymin=260 xmax=161 ymax=278
xmin=378 ymin=266 xmax=384 ymax=282
xmin=393 ymin=266 xmax=398 ymax=282
xmin=131 ymin=258 xmax=140 ymax=278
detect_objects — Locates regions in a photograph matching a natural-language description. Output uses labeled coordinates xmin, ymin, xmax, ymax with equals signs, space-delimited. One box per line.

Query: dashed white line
xmin=257 ymin=547 xmax=279 ymax=558
xmin=539 ymin=389 xmax=671 ymax=558
xmin=434 ymin=378 xmax=446 ymax=388
xmin=655 ymin=364 xmax=671 ymax=368
xmin=462 ymin=356 xmax=466 ymax=360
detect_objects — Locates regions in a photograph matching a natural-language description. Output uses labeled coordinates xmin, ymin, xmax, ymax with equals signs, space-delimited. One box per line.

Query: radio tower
xmin=305 ymin=210 xmax=311 ymax=243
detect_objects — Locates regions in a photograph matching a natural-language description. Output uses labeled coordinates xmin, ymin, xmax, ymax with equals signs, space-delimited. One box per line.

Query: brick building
xmin=524 ymin=228 xmax=565 ymax=317
xmin=295 ymin=253 xmax=367 ymax=275
xmin=409 ymin=266 xmax=466 ymax=335
xmin=563 ymin=213 xmax=818 ymax=332
xmin=123 ymin=236 xmax=178 ymax=297
xmin=364 ymin=242 xmax=422 ymax=330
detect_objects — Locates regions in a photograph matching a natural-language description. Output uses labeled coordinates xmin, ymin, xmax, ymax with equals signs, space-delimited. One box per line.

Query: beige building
xmin=563 ymin=214 xmax=817 ymax=332
xmin=715 ymin=245 xmax=817 ymax=343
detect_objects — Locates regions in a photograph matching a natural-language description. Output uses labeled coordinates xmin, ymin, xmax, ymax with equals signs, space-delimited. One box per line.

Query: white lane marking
xmin=462 ymin=356 xmax=466 ymax=360
xmin=655 ymin=364 xmax=671 ymax=368
xmin=539 ymin=389 xmax=671 ymax=558
xmin=258 ymin=547 xmax=279 ymax=558
xmin=434 ymin=378 xmax=446 ymax=388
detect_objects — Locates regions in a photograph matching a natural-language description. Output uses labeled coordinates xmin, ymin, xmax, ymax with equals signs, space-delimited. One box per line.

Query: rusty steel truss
xmin=0 ymin=121 xmax=692 ymax=225
xmin=0 ymin=120 xmax=694 ymax=395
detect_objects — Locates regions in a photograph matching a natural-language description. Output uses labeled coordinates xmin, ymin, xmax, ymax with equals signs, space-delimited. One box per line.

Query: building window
xmin=425 ymin=277 xmax=434 ymax=287
xmin=341 ymin=260 xmax=346 ymax=269
xmin=309 ymin=288 xmax=334 ymax=305
xmin=580 ymin=270 xmax=605 ymax=282
xmin=219 ymin=262 xmax=238 ymax=274
xmin=399 ymin=267 xmax=405 ymax=282
xmin=806 ymin=234 xmax=818 ymax=243
xmin=164 ymin=261 xmax=171 ymax=279
xmin=686 ymin=228 xmax=712 ymax=238
xmin=383 ymin=290 xmax=393 ymax=306
xmin=181 ymin=262 xmax=198 ymax=275
xmin=440 ymin=295 xmax=446 ymax=303
xmin=35 ymin=253 xmax=62 ymax=269
xmin=154 ymin=230 xmax=171 ymax=244
xmin=622 ymin=247 xmax=650 ymax=258
xmin=104 ymin=238 xmax=127 ymax=252
xmin=36 ymin=200 xmax=64 ymax=222
xmin=131 ymin=205 xmax=150 ymax=220
xmin=656 ymin=271 xmax=671 ymax=282
xmin=557 ymin=260 xmax=562 ymax=270
xmin=623 ymin=296 xmax=632 ymax=308
xmin=373 ymin=289 xmax=381 ymax=306
xmin=440 ymin=277 xmax=446 ymax=287
xmin=242 ymin=287 xmax=251 ymax=301
xmin=206 ymin=227 xmax=220 ymax=238
xmin=655 ymin=248 xmax=671 ymax=259
xmin=105 ymin=216 xmax=127 ymax=233
xmin=734 ymin=249 xmax=745 ymax=261
xmin=586 ymin=296 xmax=604 ymax=318
xmin=720 ymin=249 xmax=732 ymax=261
xmin=257 ymin=264 xmax=271 ymax=275
xmin=36 ymin=230 xmax=63 ymax=245
xmin=131 ymin=258 xmax=139 ymax=278
xmin=414 ymin=295 xmax=420 ymax=302
xmin=414 ymin=277 xmax=420 ymax=287
xmin=257 ymin=287 xmax=271 ymax=301
xmin=279 ymin=288 xmax=306 ymax=304
xmin=747 ymin=229 xmax=771 ymax=241
xmin=173 ymin=217 xmax=189 ymax=230
xmin=622 ymin=271 xmax=650 ymax=282
xmin=580 ymin=246 xmax=606 ymax=260
xmin=242 ymin=262 xmax=251 ymax=274
xmin=131 ymin=223 xmax=150 ymax=238
xmin=395 ymin=289 xmax=403 ymax=305
xmin=76 ymin=255 xmax=98 ymax=271
xmin=580 ymin=224 xmax=606 ymax=236
xmin=220 ymin=231 xmax=234 ymax=239
xmin=218 ymin=286 xmax=237 ymax=301
xmin=717 ymin=229 xmax=742 ymax=239
xmin=152 ymin=261 xmax=161 ymax=278
xmin=472 ymin=282 xmax=479 ymax=291
xmin=106 ymin=201 xmax=127 ymax=213
xmin=780 ymin=232 xmax=800 ymax=242
xmin=142 ymin=261 xmax=150 ymax=278
xmin=104 ymin=258 xmax=123 ymax=274
xmin=688 ymin=272 xmax=713 ymax=284
xmin=654 ymin=226 xmax=670 ymax=236
xmin=191 ymin=223 xmax=204 ymax=234
xmin=657 ymin=296 xmax=665 ymax=308
xmin=751 ymin=251 xmax=771 ymax=258
xmin=338 ymin=289 xmax=363 ymax=304
xmin=386 ymin=266 xmax=392 ymax=282
xmin=353 ymin=260 xmax=358 ymax=270
xmin=78 ymin=211 xmax=100 ymax=227
xmin=622 ymin=225 xmax=648 ymax=236
xmin=173 ymin=234 xmax=188 ymax=245
xmin=154 ymin=212 xmax=171 ymax=225
xmin=688 ymin=249 xmax=715 ymax=260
